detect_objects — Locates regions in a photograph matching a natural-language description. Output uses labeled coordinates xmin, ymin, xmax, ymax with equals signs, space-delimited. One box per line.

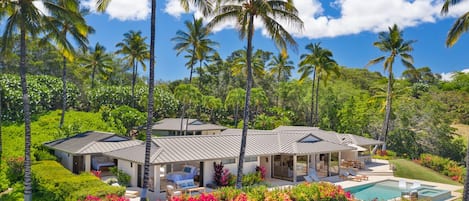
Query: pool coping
xmin=334 ymin=176 xmax=463 ymax=201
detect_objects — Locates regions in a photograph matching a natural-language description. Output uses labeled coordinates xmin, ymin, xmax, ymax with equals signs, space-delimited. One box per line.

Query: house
xmin=151 ymin=118 xmax=227 ymax=136
xmin=44 ymin=126 xmax=382 ymax=195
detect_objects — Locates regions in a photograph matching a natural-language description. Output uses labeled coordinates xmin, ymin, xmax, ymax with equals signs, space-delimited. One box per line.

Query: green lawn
xmin=390 ymin=159 xmax=462 ymax=186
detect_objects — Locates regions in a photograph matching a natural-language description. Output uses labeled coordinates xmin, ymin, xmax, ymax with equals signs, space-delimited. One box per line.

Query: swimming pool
xmin=344 ymin=179 xmax=449 ymax=201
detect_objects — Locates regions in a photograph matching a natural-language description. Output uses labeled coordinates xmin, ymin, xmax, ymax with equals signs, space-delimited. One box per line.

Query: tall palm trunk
xmin=131 ymin=60 xmax=137 ymax=108
xmin=314 ymin=74 xmax=320 ymax=126
xmin=236 ymin=15 xmax=254 ymax=189
xmin=20 ymin=25 xmax=33 ymax=201
xmin=59 ymin=56 xmax=67 ymax=128
xmin=381 ymin=71 xmax=393 ymax=152
xmin=140 ymin=0 xmax=156 ymax=200
xmin=91 ymin=65 xmax=96 ymax=89
xmin=182 ymin=51 xmax=195 ymax=135
xmin=309 ymin=67 xmax=316 ymax=126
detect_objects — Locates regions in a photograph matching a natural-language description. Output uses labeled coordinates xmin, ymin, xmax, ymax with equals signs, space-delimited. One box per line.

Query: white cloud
xmin=162 ymin=0 xmax=469 ymax=39
xmin=82 ymin=0 xmax=150 ymax=21
xmin=440 ymin=68 xmax=469 ymax=81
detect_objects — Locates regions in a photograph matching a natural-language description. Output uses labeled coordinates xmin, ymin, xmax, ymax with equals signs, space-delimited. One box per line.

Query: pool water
xmin=345 ymin=180 xmax=434 ymax=201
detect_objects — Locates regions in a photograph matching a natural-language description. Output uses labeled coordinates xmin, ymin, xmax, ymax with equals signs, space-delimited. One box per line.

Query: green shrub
xmin=241 ymin=172 xmax=262 ymax=186
xmin=0 ymin=168 xmax=10 ymax=192
xmin=5 ymin=157 xmax=24 ymax=184
xmin=244 ymin=185 xmax=267 ymax=201
xmin=31 ymin=160 xmax=125 ymax=201
xmin=419 ymin=153 xmax=465 ymax=183
xmin=34 ymin=149 xmax=57 ymax=161
xmin=109 ymin=167 xmax=131 ymax=187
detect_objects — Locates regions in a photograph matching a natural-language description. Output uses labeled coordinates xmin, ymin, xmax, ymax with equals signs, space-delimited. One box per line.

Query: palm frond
xmin=446 ymin=11 xmax=469 ymax=47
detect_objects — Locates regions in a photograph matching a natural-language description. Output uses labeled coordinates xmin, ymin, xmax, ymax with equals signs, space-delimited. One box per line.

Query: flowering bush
xmin=6 ymin=156 xmax=25 ymax=183
xmin=419 ymin=153 xmax=465 ymax=183
xmin=213 ymin=162 xmax=230 ymax=187
xmin=91 ymin=170 xmax=102 ymax=179
xmin=79 ymin=195 xmax=129 ymax=201
xmin=255 ymin=166 xmax=266 ymax=180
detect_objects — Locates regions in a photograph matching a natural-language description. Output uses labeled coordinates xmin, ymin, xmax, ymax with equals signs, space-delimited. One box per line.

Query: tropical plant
xmin=366 ymin=24 xmax=415 ymax=153
xmin=268 ymin=50 xmax=294 ymax=83
xmin=202 ymin=95 xmax=222 ymax=123
xmin=441 ymin=0 xmax=469 ymax=47
xmin=41 ymin=0 xmax=93 ymax=128
xmin=115 ymin=30 xmax=149 ymax=108
xmin=174 ymin=84 xmax=202 ymax=134
xmin=298 ymin=43 xmax=339 ymax=126
xmin=172 ymin=17 xmax=218 ymax=83
xmin=207 ymin=0 xmax=303 ymax=188
xmin=225 ymin=88 xmax=246 ymax=127
xmin=80 ymin=42 xmax=113 ymax=89
xmin=1 ymin=1 xmax=63 ymax=199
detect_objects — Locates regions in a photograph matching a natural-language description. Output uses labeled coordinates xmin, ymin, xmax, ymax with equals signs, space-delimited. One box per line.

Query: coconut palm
xmin=41 ymin=0 xmax=93 ymax=128
xmin=230 ymin=49 xmax=270 ymax=86
xmin=207 ymin=0 xmax=303 ymax=188
xmin=366 ymin=24 xmax=415 ymax=152
xmin=441 ymin=0 xmax=469 ymax=47
xmin=1 ymin=0 xmax=72 ymax=199
xmin=268 ymin=51 xmax=294 ymax=83
xmin=81 ymin=42 xmax=113 ymax=89
xmin=172 ymin=17 xmax=218 ymax=82
xmin=116 ymin=30 xmax=150 ymax=108
xmin=298 ymin=43 xmax=338 ymax=126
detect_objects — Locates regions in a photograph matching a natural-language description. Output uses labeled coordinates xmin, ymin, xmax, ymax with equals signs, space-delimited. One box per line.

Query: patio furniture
xmin=166 ymin=165 xmax=198 ymax=182
xmin=187 ymin=187 xmax=206 ymax=196
xmin=175 ymin=179 xmax=198 ymax=190
xmin=339 ymin=171 xmax=361 ymax=182
xmin=410 ymin=181 xmax=421 ymax=189
xmin=166 ymin=185 xmax=182 ymax=200
xmin=308 ymin=168 xmax=320 ymax=182
xmin=348 ymin=168 xmax=368 ymax=180
xmin=303 ymin=175 xmax=313 ymax=182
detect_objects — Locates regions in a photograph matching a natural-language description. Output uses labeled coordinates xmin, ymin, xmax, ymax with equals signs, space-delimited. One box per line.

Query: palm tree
xmin=116 ymin=30 xmax=150 ymax=108
xmin=96 ymin=0 xmax=213 ymax=199
xmin=298 ymin=43 xmax=338 ymax=126
xmin=366 ymin=24 xmax=415 ymax=153
xmin=268 ymin=50 xmax=294 ymax=106
xmin=225 ymin=88 xmax=246 ymax=127
xmin=41 ymin=0 xmax=93 ymax=128
xmin=172 ymin=17 xmax=218 ymax=82
xmin=441 ymin=0 xmax=469 ymax=47
xmin=207 ymin=0 xmax=303 ymax=188
xmin=1 ymin=0 xmax=70 ymax=199
xmin=81 ymin=42 xmax=113 ymax=89
xmin=230 ymin=49 xmax=270 ymax=86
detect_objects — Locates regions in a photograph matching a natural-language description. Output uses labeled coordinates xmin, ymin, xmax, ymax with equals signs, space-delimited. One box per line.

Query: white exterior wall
xmin=84 ymin=155 xmax=91 ymax=172
xmin=259 ymin=156 xmax=271 ymax=178
xmin=55 ymin=150 xmax=73 ymax=171
xmin=118 ymin=159 xmax=138 ymax=187
xmin=203 ymin=158 xmax=260 ymax=185
xmin=203 ymin=160 xmax=218 ymax=185
xmin=341 ymin=151 xmax=357 ymax=161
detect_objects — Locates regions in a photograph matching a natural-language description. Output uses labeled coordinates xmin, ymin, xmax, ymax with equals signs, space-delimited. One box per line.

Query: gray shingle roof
xmin=44 ymin=131 xmax=141 ymax=154
xmin=345 ymin=134 xmax=383 ymax=146
xmin=151 ymin=118 xmax=227 ymax=131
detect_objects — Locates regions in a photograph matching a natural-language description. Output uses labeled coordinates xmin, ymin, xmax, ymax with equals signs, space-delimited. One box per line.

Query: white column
xmin=153 ymin=165 xmax=161 ymax=194
xmin=84 ymin=155 xmax=91 ymax=172
xmin=292 ymin=155 xmax=297 ymax=182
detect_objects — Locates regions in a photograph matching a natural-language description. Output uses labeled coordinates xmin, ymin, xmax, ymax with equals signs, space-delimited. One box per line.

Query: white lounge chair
xmin=303 ymin=175 xmax=313 ymax=182
xmin=348 ymin=168 xmax=368 ymax=180
xmin=308 ymin=168 xmax=320 ymax=182
xmin=410 ymin=181 xmax=421 ymax=189
xmin=399 ymin=179 xmax=407 ymax=190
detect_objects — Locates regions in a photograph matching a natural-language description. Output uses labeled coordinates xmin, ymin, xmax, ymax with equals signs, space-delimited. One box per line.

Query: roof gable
xmin=101 ymin=135 xmax=129 ymax=142
xmin=298 ymin=134 xmax=322 ymax=143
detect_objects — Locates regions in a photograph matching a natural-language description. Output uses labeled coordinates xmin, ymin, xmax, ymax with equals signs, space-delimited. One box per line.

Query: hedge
xmin=31 ymin=161 xmax=125 ymax=201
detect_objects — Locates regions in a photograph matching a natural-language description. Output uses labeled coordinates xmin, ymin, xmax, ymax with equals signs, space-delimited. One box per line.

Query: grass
xmin=390 ymin=159 xmax=462 ymax=186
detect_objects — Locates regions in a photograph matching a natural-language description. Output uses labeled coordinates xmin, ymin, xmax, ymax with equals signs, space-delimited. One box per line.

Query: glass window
xmin=221 ymin=158 xmax=236 ymax=164
xmin=245 ymin=156 xmax=258 ymax=162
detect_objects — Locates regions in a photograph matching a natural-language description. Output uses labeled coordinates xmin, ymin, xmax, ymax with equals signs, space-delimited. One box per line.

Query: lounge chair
xmin=399 ymin=179 xmax=407 ymax=190
xmin=308 ymin=168 xmax=320 ymax=182
xmin=339 ymin=170 xmax=361 ymax=182
xmin=303 ymin=175 xmax=313 ymax=182
xmin=410 ymin=181 xmax=421 ymax=189
xmin=348 ymin=168 xmax=368 ymax=180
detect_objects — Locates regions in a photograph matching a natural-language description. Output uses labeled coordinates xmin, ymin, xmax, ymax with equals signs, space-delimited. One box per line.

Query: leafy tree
xmin=108 ymin=106 xmax=146 ymax=136
xmin=250 ymin=87 xmax=268 ymax=119
xmin=225 ymin=88 xmax=246 ymax=127
xmin=402 ymin=66 xmax=438 ymax=84
xmin=80 ymin=42 xmax=113 ymax=89
xmin=207 ymin=0 xmax=303 ymax=188
xmin=441 ymin=0 xmax=469 ymax=47
xmin=366 ymin=24 xmax=415 ymax=152
xmin=41 ymin=0 xmax=93 ymax=128
xmin=174 ymin=84 xmax=202 ymax=135
xmin=115 ymin=30 xmax=150 ymax=108
xmin=201 ymin=95 xmax=222 ymax=123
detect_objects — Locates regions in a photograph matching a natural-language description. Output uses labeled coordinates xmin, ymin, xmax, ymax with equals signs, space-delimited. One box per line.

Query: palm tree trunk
xmin=131 ymin=61 xmax=137 ymax=108
xmin=140 ymin=0 xmax=156 ymax=200
xmin=180 ymin=104 xmax=186 ymax=135
xmin=20 ymin=26 xmax=33 ymax=201
xmin=314 ymin=74 xmax=320 ymax=126
xmin=236 ymin=15 xmax=254 ymax=189
xmin=91 ymin=65 xmax=96 ymax=89
xmin=59 ymin=56 xmax=67 ymax=128
xmin=309 ymin=67 xmax=316 ymax=126
xmin=381 ymin=72 xmax=393 ymax=152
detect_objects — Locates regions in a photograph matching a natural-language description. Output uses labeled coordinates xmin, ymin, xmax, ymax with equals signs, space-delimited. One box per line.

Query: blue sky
xmin=81 ymin=0 xmax=469 ymax=81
